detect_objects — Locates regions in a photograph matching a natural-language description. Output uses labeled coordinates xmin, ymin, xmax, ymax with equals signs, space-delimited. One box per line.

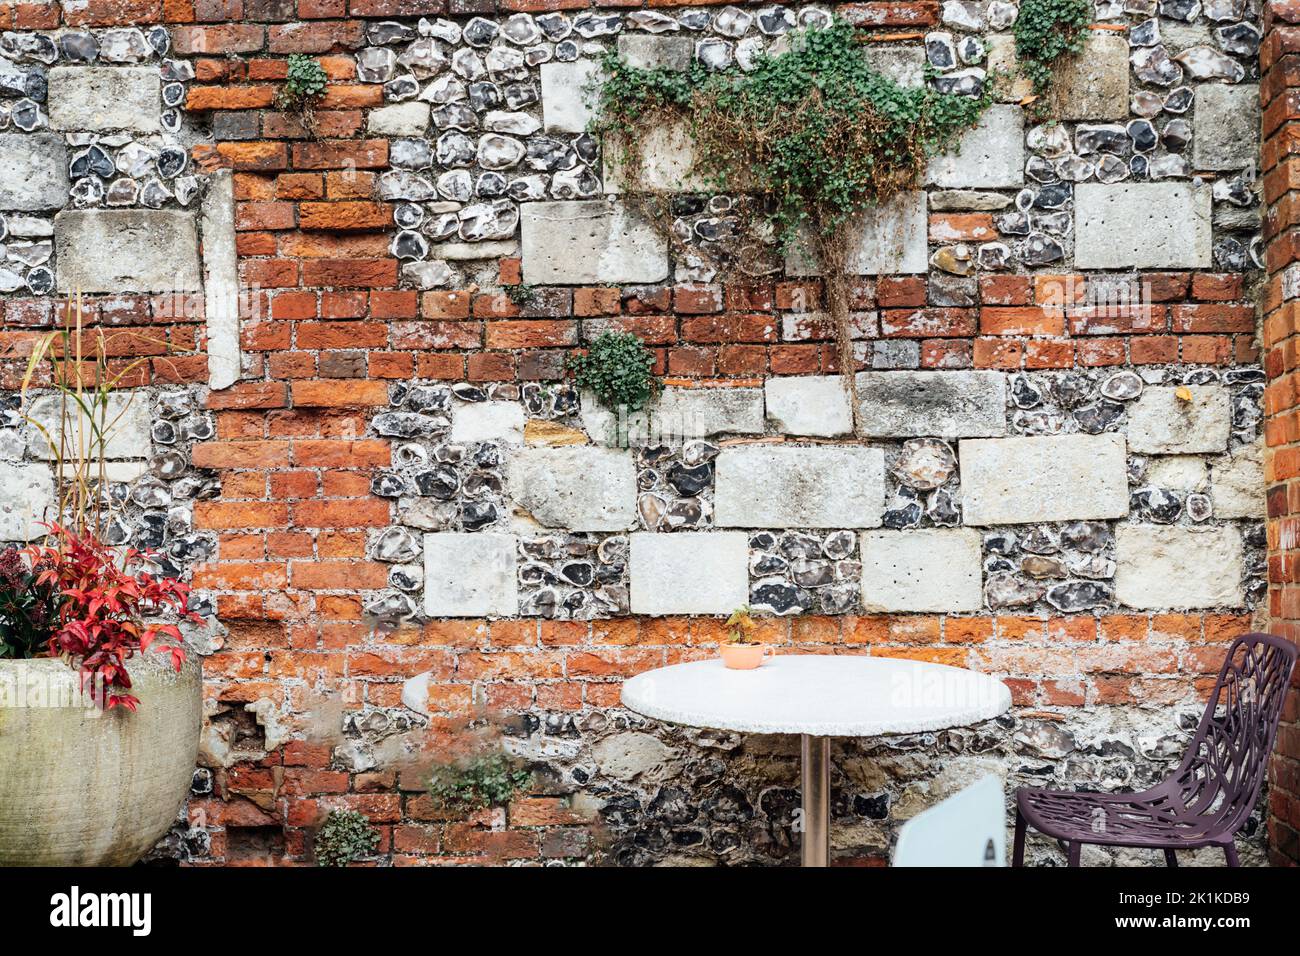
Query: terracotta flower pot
xmin=720 ymin=643 xmax=765 ymax=670
xmin=0 ymin=649 xmax=202 ymax=866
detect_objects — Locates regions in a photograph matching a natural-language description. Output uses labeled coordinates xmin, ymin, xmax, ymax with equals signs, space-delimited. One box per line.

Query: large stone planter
xmin=0 ymin=650 xmax=201 ymax=866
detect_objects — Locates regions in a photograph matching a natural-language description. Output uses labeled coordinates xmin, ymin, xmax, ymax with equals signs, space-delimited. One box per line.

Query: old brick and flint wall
xmin=0 ymin=0 xmax=1292 ymax=866
xmin=1263 ymin=0 xmax=1300 ymax=870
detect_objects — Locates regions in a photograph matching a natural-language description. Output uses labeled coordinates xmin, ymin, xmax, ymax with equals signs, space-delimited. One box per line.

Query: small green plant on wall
xmin=277 ymin=54 xmax=329 ymax=133
xmin=1012 ymin=0 xmax=1093 ymax=99
xmin=314 ymin=809 xmax=379 ymax=867
xmin=566 ymin=329 xmax=660 ymax=413
xmin=427 ymin=752 xmax=532 ymax=815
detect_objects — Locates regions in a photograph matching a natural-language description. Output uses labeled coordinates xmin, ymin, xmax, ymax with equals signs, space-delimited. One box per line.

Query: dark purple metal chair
xmin=1013 ymin=633 xmax=1297 ymax=867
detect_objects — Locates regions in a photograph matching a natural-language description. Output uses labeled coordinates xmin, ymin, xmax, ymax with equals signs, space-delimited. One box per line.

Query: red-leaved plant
xmin=25 ymin=522 xmax=199 ymax=711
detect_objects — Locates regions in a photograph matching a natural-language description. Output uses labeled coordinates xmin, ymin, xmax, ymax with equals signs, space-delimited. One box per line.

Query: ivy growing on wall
xmin=1012 ymin=0 xmax=1093 ymax=98
xmin=592 ymin=17 xmax=1089 ymax=432
xmin=591 ymin=21 xmax=992 ymax=430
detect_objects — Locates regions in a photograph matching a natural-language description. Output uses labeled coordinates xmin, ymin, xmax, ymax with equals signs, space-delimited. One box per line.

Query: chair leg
xmin=1067 ymin=842 xmax=1081 ymax=867
xmin=1013 ymin=809 xmax=1027 ymax=868
xmin=1224 ymin=843 xmax=1239 ymax=867
xmin=1164 ymin=849 xmax=1178 ymax=867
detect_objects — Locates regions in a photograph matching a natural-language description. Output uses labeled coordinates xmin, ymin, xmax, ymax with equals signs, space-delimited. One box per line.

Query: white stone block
xmin=1051 ymin=33 xmax=1129 ymax=120
xmin=865 ymin=45 xmax=925 ymax=87
xmin=960 ymin=434 xmax=1130 ymax=525
xmin=450 ymin=401 xmax=525 ymax=444
xmin=786 ymin=191 xmax=927 ymax=276
xmin=540 ymin=59 xmax=601 ymax=133
xmin=520 ymin=200 xmax=668 ymax=285
xmin=424 ymin=532 xmax=519 ymax=617
xmin=47 ymin=66 xmax=160 ymax=133
xmin=1145 ymin=455 xmax=1208 ymax=492
xmin=25 ymin=392 xmax=151 ymax=460
xmin=0 ymin=133 xmax=68 ymax=211
xmin=580 ymin=386 xmax=764 ymax=445
xmin=367 ymin=101 xmax=430 ymax=136
xmin=926 ymin=105 xmax=1024 ymax=189
xmin=629 ymin=531 xmax=748 ymax=615
xmin=1193 ymin=84 xmax=1259 ymax=171
xmin=1115 ymin=525 xmax=1243 ymax=610
xmin=714 ymin=446 xmax=886 ymax=528
xmin=1212 ymin=442 xmax=1264 ymax=519
xmin=617 ymin=34 xmax=693 ymax=71
xmin=1126 ymin=386 xmax=1230 ymax=454
xmin=860 ymin=529 xmax=983 ymax=612
xmin=0 ymin=462 xmax=54 ymax=541
xmin=604 ymin=116 xmax=705 ymax=194
xmin=1074 ymin=183 xmax=1212 ymax=269
xmin=764 ymin=375 xmax=853 ymax=437
xmin=855 ymin=370 xmax=1006 ymax=438
xmin=506 ymin=446 xmax=636 ymax=531
xmin=54 ymin=210 xmax=201 ymax=293
xmin=200 ymin=170 xmax=240 ymax=392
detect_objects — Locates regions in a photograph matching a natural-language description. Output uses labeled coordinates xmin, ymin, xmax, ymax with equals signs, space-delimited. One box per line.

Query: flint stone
xmin=25 ymin=392 xmax=150 ymax=459
xmin=926 ymin=105 xmax=1024 ymax=189
xmin=520 ymin=200 xmax=668 ymax=284
xmin=0 ymin=462 xmax=54 ymax=540
xmin=629 ymin=531 xmax=748 ymax=614
xmin=1126 ymin=386 xmax=1230 ymax=454
xmin=540 ymin=59 xmax=601 ymax=132
xmin=860 ymin=529 xmax=981 ymax=612
xmin=1074 ymin=182 xmax=1212 ymax=269
xmin=506 ymin=446 xmax=636 ymax=531
xmin=763 ymin=375 xmax=853 ymax=437
xmin=48 ymin=67 xmax=160 ymax=132
xmin=581 ymin=386 xmax=764 ymax=445
xmin=1192 ymin=84 xmax=1259 ymax=171
xmin=54 ymin=210 xmax=200 ymax=293
xmin=1115 ymin=525 xmax=1243 ymax=609
xmin=1211 ymin=442 xmax=1264 ymax=518
xmin=0 ymin=133 xmax=68 ymax=211
xmin=424 ymin=532 xmax=518 ymax=617
xmin=1050 ymin=33 xmax=1129 ymax=120
xmin=450 ymin=400 xmax=525 ymax=444
xmin=960 ymin=434 xmax=1129 ymax=525
xmin=713 ymin=446 xmax=886 ymax=528
xmin=590 ymin=732 xmax=672 ymax=782
xmin=854 ymin=370 xmax=1006 ymax=438
xmin=787 ymin=191 xmax=927 ymax=275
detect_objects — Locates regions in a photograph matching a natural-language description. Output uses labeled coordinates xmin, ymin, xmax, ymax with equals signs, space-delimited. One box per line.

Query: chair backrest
xmin=1172 ymin=633 xmax=1298 ymax=835
xmin=893 ymin=775 xmax=1005 ymax=867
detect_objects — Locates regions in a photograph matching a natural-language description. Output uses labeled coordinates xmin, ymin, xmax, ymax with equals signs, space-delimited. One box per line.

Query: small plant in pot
xmin=720 ymin=605 xmax=765 ymax=670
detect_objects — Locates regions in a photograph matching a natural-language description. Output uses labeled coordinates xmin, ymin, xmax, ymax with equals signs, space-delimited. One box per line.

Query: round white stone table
xmin=621 ymin=654 xmax=1012 ymax=867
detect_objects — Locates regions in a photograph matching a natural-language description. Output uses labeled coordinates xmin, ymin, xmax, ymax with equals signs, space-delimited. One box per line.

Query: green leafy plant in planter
xmin=591 ymin=20 xmax=992 ymax=431
xmin=1012 ymin=0 xmax=1093 ymax=100
xmin=566 ymin=329 xmax=660 ymax=413
xmin=427 ymin=752 xmax=532 ymax=815
xmin=314 ymin=809 xmax=379 ymax=867
xmin=277 ymin=54 xmax=329 ymax=134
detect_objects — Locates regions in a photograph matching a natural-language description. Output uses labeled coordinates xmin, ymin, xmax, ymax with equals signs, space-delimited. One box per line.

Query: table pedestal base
xmin=800 ymin=734 xmax=830 ymax=867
